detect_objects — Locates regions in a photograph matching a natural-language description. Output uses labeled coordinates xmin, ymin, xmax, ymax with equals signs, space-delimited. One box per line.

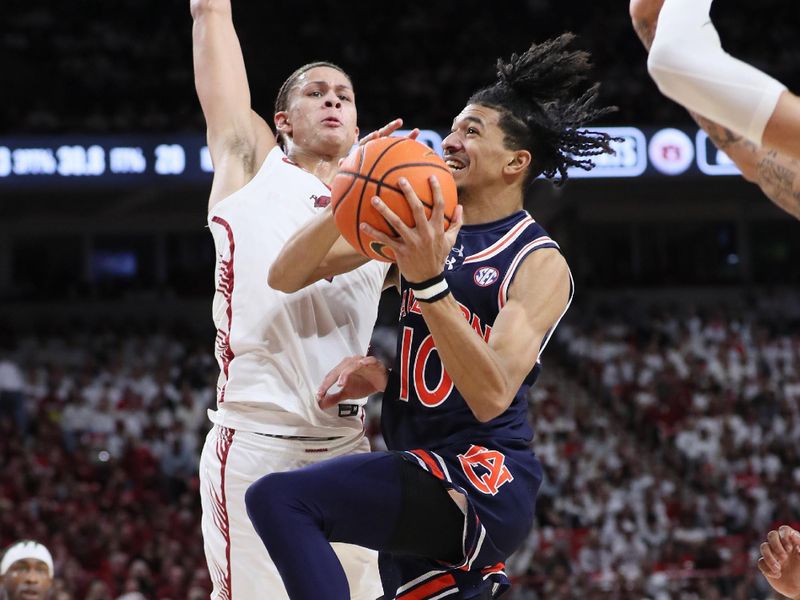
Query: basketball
xmin=331 ymin=137 xmax=458 ymax=262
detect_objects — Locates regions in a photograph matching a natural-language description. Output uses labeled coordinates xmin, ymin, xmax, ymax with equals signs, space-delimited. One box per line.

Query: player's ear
xmin=275 ymin=111 xmax=292 ymax=137
xmin=353 ymin=126 xmax=360 ymax=146
xmin=503 ymin=149 xmax=531 ymax=177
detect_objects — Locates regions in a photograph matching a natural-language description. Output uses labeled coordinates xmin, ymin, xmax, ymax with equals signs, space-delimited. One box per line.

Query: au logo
xmin=458 ymin=445 xmax=513 ymax=496
xmin=473 ymin=266 xmax=499 ymax=287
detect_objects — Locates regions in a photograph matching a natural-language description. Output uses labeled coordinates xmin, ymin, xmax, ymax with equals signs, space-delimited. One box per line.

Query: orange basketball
xmin=331 ymin=137 xmax=458 ymax=262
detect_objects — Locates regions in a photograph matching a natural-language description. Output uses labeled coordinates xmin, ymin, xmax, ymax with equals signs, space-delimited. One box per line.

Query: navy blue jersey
xmin=382 ymin=210 xmax=572 ymax=452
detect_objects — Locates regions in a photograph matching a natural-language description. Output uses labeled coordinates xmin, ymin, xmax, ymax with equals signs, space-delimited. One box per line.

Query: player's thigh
xmin=200 ymin=426 xmax=291 ymax=599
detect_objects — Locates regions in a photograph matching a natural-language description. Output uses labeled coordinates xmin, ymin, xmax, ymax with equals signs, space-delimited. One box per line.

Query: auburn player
xmin=190 ymin=0 xmax=407 ymax=598
xmin=247 ymin=35 xmax=616 ymax=599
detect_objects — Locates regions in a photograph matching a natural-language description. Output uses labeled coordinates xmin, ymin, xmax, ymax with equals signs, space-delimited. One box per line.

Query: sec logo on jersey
xmin=473 ymin=266 xmax=499 ymax=287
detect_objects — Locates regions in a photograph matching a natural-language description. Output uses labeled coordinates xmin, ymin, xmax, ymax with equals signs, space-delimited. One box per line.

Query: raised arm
xmin=190 ymin=0 xmax=275 ymax=211
xmin=642 ymin=0 xmax=800 ymax=160
xmin=630 ymin=0 xmax=800 ymax=220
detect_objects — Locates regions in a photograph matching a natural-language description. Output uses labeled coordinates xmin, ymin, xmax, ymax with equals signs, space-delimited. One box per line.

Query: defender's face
xmin=280 ymin=66 xmax=359 ymax=157
xmin=441 ymin=105 xmax=517 ymax=197
xmin=3 ymin=558 xmax=53 ymax=600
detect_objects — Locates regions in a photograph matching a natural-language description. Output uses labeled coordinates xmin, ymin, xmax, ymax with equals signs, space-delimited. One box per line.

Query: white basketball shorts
xmin=199 ymin=424 xmax=382 ymax=600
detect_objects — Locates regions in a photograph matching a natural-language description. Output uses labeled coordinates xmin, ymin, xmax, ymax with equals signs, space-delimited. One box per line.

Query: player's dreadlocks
xmin=469 ymin=34 xmax=618 ymax=187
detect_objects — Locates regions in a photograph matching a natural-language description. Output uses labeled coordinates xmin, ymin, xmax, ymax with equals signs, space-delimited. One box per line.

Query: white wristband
xmin=408 ymin=273 xmax=450 ymax=303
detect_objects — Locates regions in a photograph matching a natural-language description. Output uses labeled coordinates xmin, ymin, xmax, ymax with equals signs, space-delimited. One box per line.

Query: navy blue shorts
xmin=379 ymin=441 xmax=542 ymax=599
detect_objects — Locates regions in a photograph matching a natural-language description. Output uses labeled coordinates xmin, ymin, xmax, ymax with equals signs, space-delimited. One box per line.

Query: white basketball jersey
xmin=206 ymin=147 xmax=389 ymax=438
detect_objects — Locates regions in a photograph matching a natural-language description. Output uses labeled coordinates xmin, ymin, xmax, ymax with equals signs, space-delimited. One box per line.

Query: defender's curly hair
xmin=469 ymin=34 xmax=618 ymax=187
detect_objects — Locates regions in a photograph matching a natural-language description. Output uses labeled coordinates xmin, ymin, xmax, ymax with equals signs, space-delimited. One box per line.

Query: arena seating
xmin=2 ymin=303 xmax=798 ymax=597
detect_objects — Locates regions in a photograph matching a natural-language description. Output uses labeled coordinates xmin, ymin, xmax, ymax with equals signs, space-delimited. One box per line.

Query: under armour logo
xmin=445 ymin=244 xmax=464 ymax=271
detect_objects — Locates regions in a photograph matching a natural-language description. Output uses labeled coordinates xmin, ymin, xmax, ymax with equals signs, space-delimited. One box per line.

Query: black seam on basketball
xmin=378 ymin=162 xmax=454 ymax=222
xmin=332 ymin=147 xmax=364 ymax=217
xmin=340 ymin=170 xmax=455 ymax=225
xmin=353 ymin=138 xmax=407 ymax=256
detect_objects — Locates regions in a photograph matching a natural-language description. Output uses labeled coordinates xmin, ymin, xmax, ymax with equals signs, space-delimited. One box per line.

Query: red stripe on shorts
xmin=409 ymin=449 xmax=445 ymax=480
xmin=397 ymin=572 xmax=457 ymax=600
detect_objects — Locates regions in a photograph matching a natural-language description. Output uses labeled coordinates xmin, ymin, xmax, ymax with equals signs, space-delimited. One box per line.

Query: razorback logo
xmin=311 ymin=194 xmax=331 ymax=208
xmin=457 ymin=445 xmax=514 ymax=496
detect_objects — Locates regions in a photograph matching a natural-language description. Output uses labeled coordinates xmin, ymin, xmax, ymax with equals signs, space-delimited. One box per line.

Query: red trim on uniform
xmin=480 ymin=562 xmax=505 ymax=574
xmin=211 ymin=427 xmax=235 ymax=599
xmin=409 ymin=449 xmax=445 ymax=480
xmin=211 ymin=216 xmax=236 ymax=403
xmin=397 ymin=572 xmax=456 ymax=600
xmin=497 ymin=237 xmax=557 ymax=310
xmin=462 ymin=216 xmax=534 ymax=264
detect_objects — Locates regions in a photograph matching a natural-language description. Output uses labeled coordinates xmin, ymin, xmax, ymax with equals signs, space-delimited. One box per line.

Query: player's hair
xmin=468 ymin=34 xmax=618 ymax=187
xmin=274 ymin=61 xmax=353 ymax=150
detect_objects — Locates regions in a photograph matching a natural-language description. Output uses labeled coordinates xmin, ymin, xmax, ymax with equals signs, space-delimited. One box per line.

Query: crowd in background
xmin=0 ymin=325 xmax=215 ymax=599
xmin=514 ymin=302 xmax=800 ymax=599
xmin=2 ymin=0 xmax=799 ymax=135
xmin=2 ymin=301 xmax=799 ymax=598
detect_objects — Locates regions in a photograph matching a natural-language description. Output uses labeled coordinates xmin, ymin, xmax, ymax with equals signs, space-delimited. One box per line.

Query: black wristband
xmin=407 ymin=272 xmax=450 ymax=303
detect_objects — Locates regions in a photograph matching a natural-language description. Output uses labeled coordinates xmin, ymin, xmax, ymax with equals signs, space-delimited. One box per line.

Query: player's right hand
xmin=317 ymin=355 xmax=389 ymax=409
xmin=757 ymin=526 xmax=800 ymax=599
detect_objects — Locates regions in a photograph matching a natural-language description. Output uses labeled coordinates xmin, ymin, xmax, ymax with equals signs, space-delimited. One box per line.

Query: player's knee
xmin=245 ymin=471 xmax=300 ymax=528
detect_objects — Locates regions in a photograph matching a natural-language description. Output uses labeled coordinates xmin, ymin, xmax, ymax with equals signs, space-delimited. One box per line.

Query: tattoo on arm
xmin=634 ymin=12 xmax=800 ymax=219
xmin=756 ymin=151 xmax=800 ymax=218
xmin=691 ymin=113 xmax=745 ymax=150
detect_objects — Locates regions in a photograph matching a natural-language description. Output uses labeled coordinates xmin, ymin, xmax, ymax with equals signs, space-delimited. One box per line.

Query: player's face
xmin=442 ymin=105 xmax=521 ymax=198
xmin=2 ymin=559 xmax=53 ymax=600
xmin=278 ymin=66 xmax=359 ymax=158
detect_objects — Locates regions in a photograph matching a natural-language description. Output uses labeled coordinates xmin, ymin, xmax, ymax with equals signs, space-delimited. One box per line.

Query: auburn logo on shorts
xmin=458 ymin=445 xmax=514 ymax=496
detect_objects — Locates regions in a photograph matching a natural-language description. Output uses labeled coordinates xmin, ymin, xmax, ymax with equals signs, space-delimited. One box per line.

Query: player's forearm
xmin=632 ymin=12 xmax=800 ymax=220
xmin=269 ymin=210 xmax=341 ymax=292
xmin=269 ymin=209 xmax=369 ymax=292
xmin=690 ymin=109 xmax=800 ymax=221
xmin=419 ymin=296 xmax=512 ymax=422
xmin=646 ymin=0 xmax=785 ymax=147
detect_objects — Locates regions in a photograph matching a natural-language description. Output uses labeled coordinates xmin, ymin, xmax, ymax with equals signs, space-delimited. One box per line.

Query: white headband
xmin=0 ymin=541 xmax=53 ymax=577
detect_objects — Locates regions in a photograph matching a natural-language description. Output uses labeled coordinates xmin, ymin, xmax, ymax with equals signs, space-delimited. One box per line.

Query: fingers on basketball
xmin=331 ymin=137 xmax=458 ymax=262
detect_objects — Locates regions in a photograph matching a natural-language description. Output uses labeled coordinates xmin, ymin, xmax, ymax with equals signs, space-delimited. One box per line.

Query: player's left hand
xmin=361 ymin=176 xmax=463 ymax=283
xmin=339 ymin=119 xmax=420 ymax=168
xmin=757 ymin=526 xmax=800 ymax=599
xmin=317 ymin=355 xmax=389 ymax=409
